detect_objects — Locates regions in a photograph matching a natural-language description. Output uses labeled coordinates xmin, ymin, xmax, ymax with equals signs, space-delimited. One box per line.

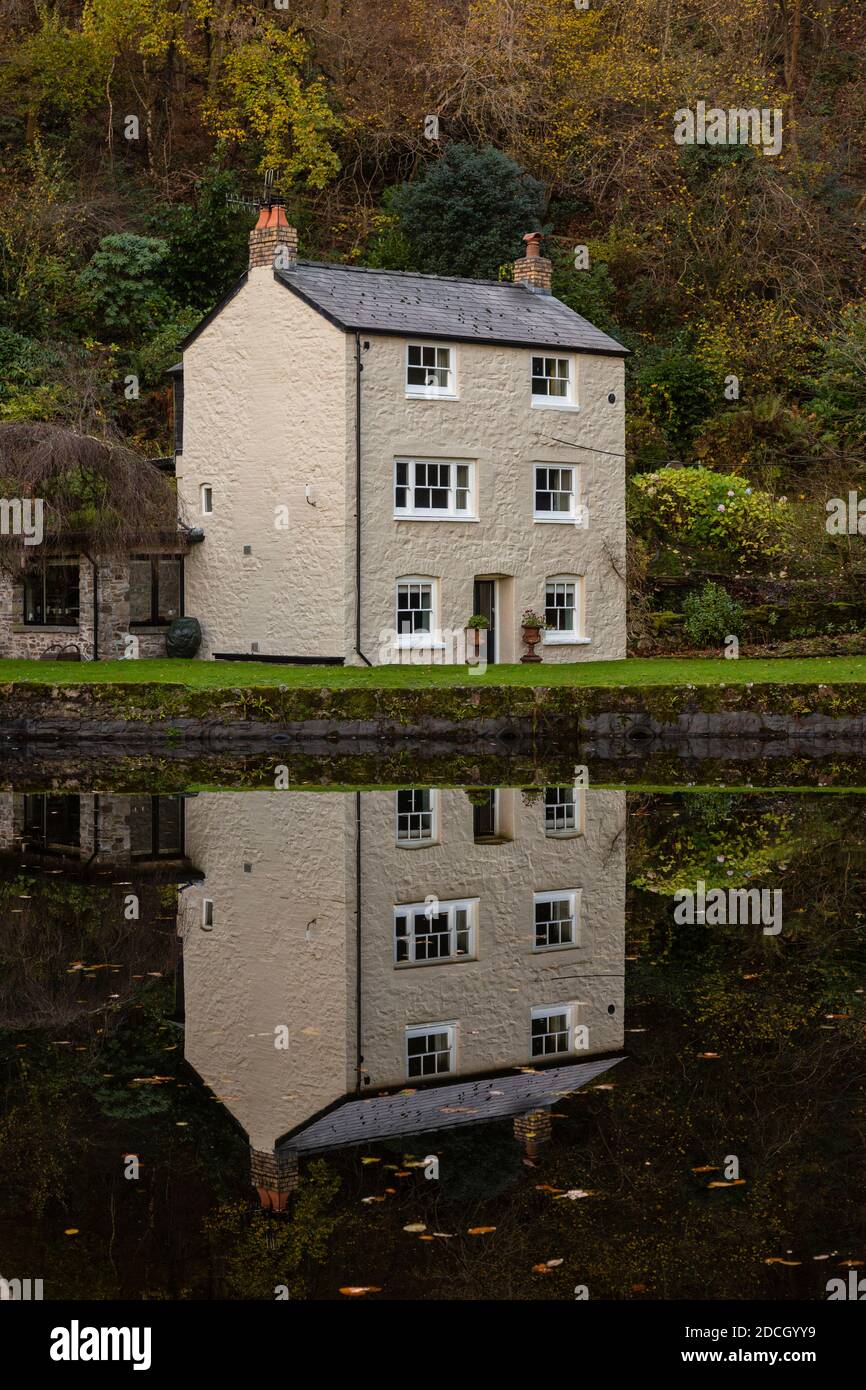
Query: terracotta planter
xmin=520 ymin=625 xmax=543 ymax=663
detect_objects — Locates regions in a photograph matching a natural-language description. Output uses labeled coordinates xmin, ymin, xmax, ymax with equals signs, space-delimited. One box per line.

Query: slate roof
xmin=283 ymin=1055 xmax=624 ymax=1153
xmin=275 ymin=261 xmax=628 ymax=357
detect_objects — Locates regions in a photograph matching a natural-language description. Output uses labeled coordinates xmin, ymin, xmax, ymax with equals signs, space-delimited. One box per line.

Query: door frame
xmin=473 ymin=577 xmax=498 ymax=665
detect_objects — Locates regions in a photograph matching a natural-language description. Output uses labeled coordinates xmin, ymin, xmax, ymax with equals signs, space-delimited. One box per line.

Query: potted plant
xmin=520 ymin=608 xmax=546 ymax=663
xmin=464 ymin=612 xmax=489 ymax=661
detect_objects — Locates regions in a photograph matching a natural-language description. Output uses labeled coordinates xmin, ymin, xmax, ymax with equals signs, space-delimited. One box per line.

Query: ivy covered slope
xmin=0 ymin=1 xmax=864 ymax=652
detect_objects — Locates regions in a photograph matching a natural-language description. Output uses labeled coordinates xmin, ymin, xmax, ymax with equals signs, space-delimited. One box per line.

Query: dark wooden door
xmin=473 ymin=579 xmax=496 ymax=664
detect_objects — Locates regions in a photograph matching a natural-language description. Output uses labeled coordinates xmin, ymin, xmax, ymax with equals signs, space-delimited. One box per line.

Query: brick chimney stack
xmin=249 ymin=201 xmax=298 ymax=272
xmin=513 ymin=232 xmax=552 ymax=294
xmin=513 ymin=1107 xmax=553 ymax=1159
xmin=250 ymin=1146 xmax=299 ymax=1211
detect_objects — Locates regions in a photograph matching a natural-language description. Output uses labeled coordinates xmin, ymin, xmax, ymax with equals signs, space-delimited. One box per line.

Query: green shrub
xmin=682 ymin=582 xmax=744 ymax=646
xmin=630 ymin=467 xmax=791 ymax=568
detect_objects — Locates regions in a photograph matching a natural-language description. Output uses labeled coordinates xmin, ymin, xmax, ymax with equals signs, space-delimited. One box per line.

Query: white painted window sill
xmin=544 ymin=635 xmax=591 ymax=645
xmin=394 ymin=513 xmax=479 ymax=523
xmin=531 ymin=400 xmax=581 ymax=411
xmin=533 ymin=514 xmax=583 ymax=524
xmin=405 ymin=391 xmax=459 ymax=402
xmin=394 ymin=640 xmax=446 ymax=650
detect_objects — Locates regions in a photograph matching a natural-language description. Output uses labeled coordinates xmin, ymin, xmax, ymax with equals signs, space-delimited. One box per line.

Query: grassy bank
xmin=2 ymin=655 xmax=866 ymax=690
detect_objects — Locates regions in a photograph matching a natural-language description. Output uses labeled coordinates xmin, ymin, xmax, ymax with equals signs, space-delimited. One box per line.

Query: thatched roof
xmin=0 ymin=422 xmax=183 ymax=569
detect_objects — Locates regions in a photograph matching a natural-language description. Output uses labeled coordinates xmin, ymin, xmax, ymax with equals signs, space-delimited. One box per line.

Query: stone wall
xmin=0 ymin=555 xmax=178 ymax=661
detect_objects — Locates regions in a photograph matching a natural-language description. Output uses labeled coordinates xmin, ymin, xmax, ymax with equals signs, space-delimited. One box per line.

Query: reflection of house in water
xmin=0 ymin=793 xmax=202 ymax=1030
xmin=0 ymin=792 xmax=197 ymax=875
xmin=178 ymin=788 xmax=626 ymax=1209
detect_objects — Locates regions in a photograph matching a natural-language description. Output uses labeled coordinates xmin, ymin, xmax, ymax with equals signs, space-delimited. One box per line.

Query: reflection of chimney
xmin=513 ymin=231 xmax=552 ymax=295
xmin=250 ymin=1147 xmax=299 ymax=1211
xmin=248 ymin=202 xmax=298 ymax=272
xmin=513 ymin=1108 xmax=553 ymax=1159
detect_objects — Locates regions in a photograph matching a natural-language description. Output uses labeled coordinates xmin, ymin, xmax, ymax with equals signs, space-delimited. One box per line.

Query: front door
xmin=473 ymin=579 xmax=496 ymax=665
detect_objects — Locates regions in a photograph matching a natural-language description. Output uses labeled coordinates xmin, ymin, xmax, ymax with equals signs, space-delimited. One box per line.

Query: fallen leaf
xmin=468 ymin=1226 xmax=496 ymax=1235
xmin=361 ymin=1157 xmax=381 ymax=1165
xmin=403 ymin=1223 xmax=426 ymax=1233
xmin=764 ymin=1257 xmax=801 ymax=1266
xmin=339 ymin=1287 xmax=381 ymax=1297
xmin=708 ymin=1179 xmax=746 ymax=1188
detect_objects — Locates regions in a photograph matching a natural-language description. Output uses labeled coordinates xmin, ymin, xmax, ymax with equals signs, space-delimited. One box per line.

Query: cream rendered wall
xmin=179 ymin=792 xmax=356 ymax=1153
xmin=359 ymin=788 xmax=626 ymax=1088
xmin=176 ymin=270 xmax=352 ymax=659
xmin=353 ymin=334 xmax=626 ymax=664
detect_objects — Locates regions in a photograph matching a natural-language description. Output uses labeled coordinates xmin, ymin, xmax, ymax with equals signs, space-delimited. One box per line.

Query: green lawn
xmin=0 ymin=655 xmax=865 ymax=688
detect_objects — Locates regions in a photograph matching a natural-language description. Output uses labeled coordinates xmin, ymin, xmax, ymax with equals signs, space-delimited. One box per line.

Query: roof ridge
xmin=294 ymin=259 xmax=523 ymax=290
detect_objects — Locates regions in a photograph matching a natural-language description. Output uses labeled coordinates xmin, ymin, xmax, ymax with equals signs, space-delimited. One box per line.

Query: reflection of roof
xmin=284 ymin=1056 xmax=623 ymax=1153
xmin=274 ymin=263 xmax=628 ymax=356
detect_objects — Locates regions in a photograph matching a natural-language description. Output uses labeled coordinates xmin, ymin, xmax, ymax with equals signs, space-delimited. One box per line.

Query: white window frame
xmin=533 ymin=889 xmax=581 ymax=950
xmin=201 ymin=484 xmax=213 ymax=516
xmin=544 ymin=575 xmax=589 ymax=644
xmin=530 ymin=1003 xmax=573 ymax=1057
xmin=531 ymin=354 xmax=577 ymax=408
xmin=394 ymin=457 xmax=476 ymax=520
xmin=533 ymin=463 xmax=579 ymax=522
xmin=405 ymin=342 xmax=457 ymax=399
xmin=395 ymin=788 xmax=439 ymax=847
xmin=543 ymin=786 xmax=585 ymax=837
xmin=406 ymin=1022 xmax=457 ymax=1078
xmin=395 ymin=576 xmax=442 ymax=648
xmin=394 ymin=897 xmax=478 ymax=965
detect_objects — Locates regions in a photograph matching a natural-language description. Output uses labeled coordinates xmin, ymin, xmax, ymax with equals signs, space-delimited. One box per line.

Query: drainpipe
xmin=82 ymin=552 xmax=99 ymax=661
xmin=354 ymin=333 xmax=373 ymax=666
xmin=355 ymin=790 xmax=364 ymax=1093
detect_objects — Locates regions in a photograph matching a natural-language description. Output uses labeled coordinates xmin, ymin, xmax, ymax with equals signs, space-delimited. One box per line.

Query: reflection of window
xmin=545 ymin=577 xmax=581 ymax=640
xmin=544 ymin=787 xmax=583 ymax=836
xmin=395 ymin=459 xmax=474 ymax=518
xmin=473 ymin=790 xmax=498 ymax=842
xmin=534 ymin=890 xmax=580 ymax=949
xmin=396 ymin=789 xmax=436 ymax=845
xmin=395 ymin=898 xmax=477 ymax=965
xmin=531 ymin=1004 xmax=572 ymax=1057
xmin=406 ymin=1023 xmax=455 ymax=1078
xmin=23 ymin=562 xmax=79 ymax=627
xmin=22 ymin=794 xmax=81 ymax=855
xmin=406 ymin=343 xmax=455 ymax=396
xmin=396 ymin=579 xmax=434 ymax=639
xmin=129 ymin=557 xmax=181 ymax=626
xmin=130 ymin=796 xmax=184 ymax=858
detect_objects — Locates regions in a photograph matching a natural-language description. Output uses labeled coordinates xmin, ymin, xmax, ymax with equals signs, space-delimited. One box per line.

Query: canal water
xmin=1 ymin=773 xmax=864 ymax=1301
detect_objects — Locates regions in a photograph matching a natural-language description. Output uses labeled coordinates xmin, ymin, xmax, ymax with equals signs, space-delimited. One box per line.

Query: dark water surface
xmin=1 ymin=773 xmax=864 ymax=1302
